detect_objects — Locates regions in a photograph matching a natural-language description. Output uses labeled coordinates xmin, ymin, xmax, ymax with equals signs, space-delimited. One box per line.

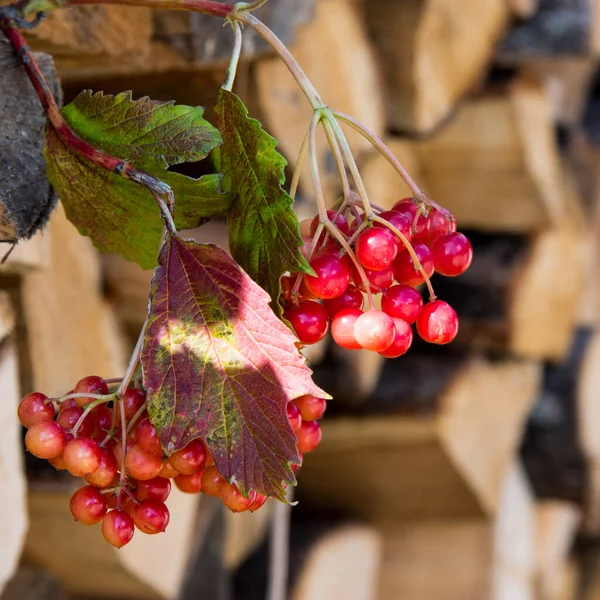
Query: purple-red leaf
xmin=141 ymin=236 xmax=328 ymax=500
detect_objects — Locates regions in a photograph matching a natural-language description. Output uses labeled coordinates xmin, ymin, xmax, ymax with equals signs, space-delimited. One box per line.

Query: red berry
xmin=135 ymin=418 xmax=163 ymax=457
xmin=381 ymin=285 xmax=424 ymax=324
xmin=331 ymin=307 xmax=363 ymax=350
xmin=354 ymin=310 xmax=395 ymax=352
xmin=122 ymin=388 xmax=146 ymax=421
xmin=131 ymin=499 xmax=170 ymax=534
xmin=284 ymin=301 xmax=329 ymax=345
xmin=174 ymin=472 xmax=203 ymax=494
xmin=57 ymin=406 xmax=94 ymax=438
xmin=90 ymin=405 xmax=113 ymax=438
xmin=63 ymin=437 xmax=102 ymax=478
xmin=70 ymin=485 xmax=108 ymax=525
xmin=303 ymin=253 xmax=351 ymax=299
xmin=125 ymin=444 xmax=163 ymax=481
xmin=85 ymin=447 xmax=118 ymax=488
xmin=135 ymin=477 xmax=172 ymax=502
xmin=296 ymin=420 xmax=322 ymax=453
xmin=310 ymin=210 xmax=350 ymax=237
xmin=25 ymin=421 xmax=66 ymax=459
xmin=112 ymin=437 xmax=135 ymax=465
xmin=293 ymin=395 xmax=326 ymax=421
xmin=201 ymin=465 xmax=225 ymax=497
xmin=412 ymin=210 xmax=430 ymax=242
xmin=393 ymin=243 xmax=435 ymax=287
xmin=322 ymin=285 xmax=364 ymax=319
xmin=221 ymin=484 xmax=255 ymax=513
xmin=59 ymin=398 xmax=77 ymax=413
xmin=374 ymin=211 xmax=412 ymax=244
xmin=392 ymin=198 xmax=418 ymax=221
xmin=102 ymin=510 xmax=135 ymax=548
xmin=353 ymin=264 xmax=395 ymax=292
xmin=73 ymin=376 xmax=109 ymax=408
xmin=431 ymin=232 xmax=473 ymax=277
xmin=355 ymin=228 xmax=398 ymax=271
xmin=417 ymin=300 xmax=459 ymax=345
xmin=18 ymin=393 xmax=55 ymax=428
xmin=426 ymin=208 xmax=454 ymax=242
xmin=248 ymin=493 xmax=268 ymax=512
xmin=159 ymin=461 xmax=179 ymax=479
xmin=287 ymin=402 xmax=302 ymax=431
xmin=299 ymin=218 xmax=312 ymax=237
xmin=379 ymin=319 xmax=413 ymax=358
xmin=168 ymin=439 xmax=207 ymax=475
xmin=49 ymin=454 xmax=67 ymax=471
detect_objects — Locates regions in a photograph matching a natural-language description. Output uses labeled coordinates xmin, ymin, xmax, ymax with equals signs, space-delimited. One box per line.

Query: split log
xmin=364 ymin=0 xmax=509 ymax=134
xmin=361 ymin=77 xmax=581 ymax=232
xmin=250 ymin=0 xmax=384 ymax=203
xmin=301 ymin=357 xmax=540 ymax=520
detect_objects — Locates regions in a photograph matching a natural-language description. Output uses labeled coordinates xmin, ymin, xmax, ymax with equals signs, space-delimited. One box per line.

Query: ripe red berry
xmin=70 ymin=485 xmax=108 ymax=525
xmin=125 ymin=444 xmax=163 ymax=481
xmin=49 ymin=454 xmax=67 ymax=471
xmin=331 ymin=307 xmax=363 ymax=350
xmin=296 ymin=420 xmax=322 ymax=453
xmin=112 ymin=437 xmax=135 ymax=465
xmin=201 ymin=465 xmax=225 ymax=497
xmin=426 ymin=208 xmax=455 ymax=243
xmin=57 ymin=406 xmax=94 ymax=438
xmin=73 ymin=376 xmax=109 ymax=408
xmin=393 ymin=243 xmax=435 ymax=287
xmin=374 ymin=211 xmax=412 ymax=244
xmin=18 ymin=392 xmax=55 ymax=428
xmin=159 ymin=461 xmax=179 ymax=479
xmin=284 ymin=301 xmax=329 ymax=345
xmin=310 ymin=210 xmax=350 ymax=237
xmin=392 ymin=198 xmax=418 ymax=221
xmin=416 ymin=300 xmax=459 ymax=345
xmin=135 ymin=477 xmax=172 ymax=502
xmin=248 ymin=493 xmax=268 ymax=512
xmin=293 ymin=395 xmax=327 ymax=421
xmin=221 ymin=484 xmax=255 ymax=513
xmin=122 ymin=388 xmax=146 ymax=421
xmin=379 ymin=319 xmax=413 ymax=358
xmin=102 ymin=510 xmax=135 ymax=548
xmin=287 ymin=402 xmax=302 ymax=431
xmin=90 ymin=405 xmax=113 ymax=438
xmin=354 ymin=310 xmax=395 ymax=352
xmin=63 ymin=437 xmax=102 ymax=478
xmin=411 ymin=210 xmax=431 ymax=242
xmin=355 ymin=228 xmax=398 ymax=271
xmin=303 ymin=253 xmax=351 ymax=299
xmin=322 ymin=285 xmax=364 ymax=319
xmin=381 ymin=285 xmax=424 ymax=324
xmin=431 ymin=232 xmax=473 ymax=277
xmin=85 ymin=447 xmax=118 ymax=488
xmin=168 ymin=439 xmax=207 ymax=475
xmin=353 ymin=264 xmax=395 ymax=292
xmin=174 ymin=472 xmax=203 ymax=494
xmin=135 ymin=418 xmax=163 ymax=458
xmin=131 ymin=499 xmax=170 ymax=534
xmin=25 ymin=421 xmax=66 ymax=459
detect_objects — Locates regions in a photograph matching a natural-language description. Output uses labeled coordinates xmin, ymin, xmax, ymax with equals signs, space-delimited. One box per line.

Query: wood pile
xmin=2 ymin=0 xmax=600 ymax=598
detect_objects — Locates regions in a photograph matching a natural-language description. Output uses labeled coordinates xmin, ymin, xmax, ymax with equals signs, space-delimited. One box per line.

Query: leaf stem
xmin=117 ymin=318 xmax=147 ymax=396
xmin=222 ymin=19 xmax=243 ymax=92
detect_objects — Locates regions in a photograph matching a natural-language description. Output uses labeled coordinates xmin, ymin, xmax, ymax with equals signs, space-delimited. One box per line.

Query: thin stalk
xmin=41 ymin=0 xmax=234 ymax=17
xmin=117 ymin=319 xmax=147 ymax=397
xmin=53 ymin=392 xmax=112 ymax=404
xmin=222 ymin=20 xmax=243 ymax=92
xmin=72 ymin=395 xmax=114 ymax=437
xmin=126 ymin=402 xmax=149 ymax=435
xmin=239 ymin=0 xmax=268 ymax=10
xmin=117 ymin=396 xmax=128 ymax=499
xmin=290 ymin=128 xmax=310 ymax=201
xmin=321 ymin=118 xmax=351 ymax=200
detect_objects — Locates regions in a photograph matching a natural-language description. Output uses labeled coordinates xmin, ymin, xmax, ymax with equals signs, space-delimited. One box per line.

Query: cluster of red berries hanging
xmin=281 ymin=197 xmax=473 ymax=356
xmin=19 ymin=375 xmax=325 ymax=549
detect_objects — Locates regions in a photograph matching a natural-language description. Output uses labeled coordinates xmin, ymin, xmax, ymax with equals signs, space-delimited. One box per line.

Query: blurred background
xmin=2 ymin=0 xmax=600 ymax=598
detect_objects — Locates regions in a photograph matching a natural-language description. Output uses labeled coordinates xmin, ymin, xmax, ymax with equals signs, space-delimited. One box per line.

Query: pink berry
xmin=426 ymin=208 xmax=455 ymax=243
xmin=353 ymin=264 xmax=395 ymax=292
xmin=381 ymin=285 xmax=424 ymax=324
xmin=355 ymin=228 xmax=398 ymax=271
xmin=416 ymin=300 xmax=459 ymax=345
xmin=296 ymin=420 xmax=322 ymax=453
xmin=374 ymin=211 xmax=412 ymax=244
xmin=353 ymin=310 xmax=395 ymax=352
xmin=322 ymin=285 xmax=364 ymax=318
xmin=287 ymin=402 xmax=303 ymax=431
xmin=379 ymin=319 xmax=413 ymax=358
xmin=303 ymin=253 xmax=351 ymax=299
xmin=331 ymin=307 xmax=363 ymax=350
xmin=393 ymin=243 xmax=434 ymax=287
xmin=431 ymin=232 xmax=473 ymax=277
xmin=392 ymin=198 xmax=418 ymax=221
xmin=284 ymin=301 xmax=329 ymax=345
xmin=18 ymin=392 xmax=55 ymax=428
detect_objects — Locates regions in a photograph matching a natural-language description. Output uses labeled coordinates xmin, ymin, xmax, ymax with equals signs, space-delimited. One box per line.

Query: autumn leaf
xmin=141 ymin=235 xmax=328 ymax=499
xmin=215 ymin=90 xmax=309 ymax=317
xmin=44 ymin=91 xmax=231 ymax=268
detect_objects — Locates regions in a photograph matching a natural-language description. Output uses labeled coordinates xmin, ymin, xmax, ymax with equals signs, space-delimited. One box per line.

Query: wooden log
xmin=250 ymin=0 xmax=385 ymax=203
xmin=364 ymin=0 xmax=509 ymax=134
xmin=361 ymin=77 xmax=581 ymax=232
xmin=505 ymin=0 xmax=540 ymax=19
xmin=301 ymin=357 xmax=541 ymax=520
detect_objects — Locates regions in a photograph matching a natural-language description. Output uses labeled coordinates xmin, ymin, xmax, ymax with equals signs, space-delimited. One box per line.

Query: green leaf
xmin=215 ymin=89 xmax=309 ymax=317
xmin=44 ymin=91 xmax=230 ymax=268
xmin=141 ymin=235 xmax=328 ymax=500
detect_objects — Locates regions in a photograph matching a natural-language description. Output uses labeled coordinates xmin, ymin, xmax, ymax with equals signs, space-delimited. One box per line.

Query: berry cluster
xmin=281 ymin=197 xmax=473 ymax=357
xmin=19 ymin=375 xmax=325 ymax=548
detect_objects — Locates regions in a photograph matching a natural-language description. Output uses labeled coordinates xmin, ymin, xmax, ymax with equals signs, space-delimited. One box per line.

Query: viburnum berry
xmin=135 ymin=418 xmax=163 ymax=458
xmin=135 ymin=477 xmax=172 ymax=503
xmin=374 ymin=211 xmax=412 ymax=243
xmin=201 ymin=465 xmax=225 ymax=497
xmin=293 ymin=395 xmax=326 ymax=421
xmin=287 ymin=402 xmax=302 ymax=431
xmin=393 ymin=243 xmax=435 ymax=287
xmin=355 ymin=227 xmax=398 ymax=271
xmin=125 ymin=444 xmax=163 ymax=481
xmin=174 ymin=472 xmax=203 ymax=494
xmin=57 ymin=406 xmax=94 ymax=438
xmin=221 ymin=484 xmax=256 ymax=513
xmin=331 ymin=307 xmax=363 ymax=350
xmin=353 ymin=264 xmax=395 ymax=292
xmin=284 ymin=301 xmax=329 ymax=345
xmin=322 ymin=285 xmax=364 ymax=318
xmin=431 ymin=232 xmax=473 ymax=277
xmin=310 ymin=210 xmax=350 ymax=237
xmin=417 ymin=300 xmax=459 ymax=345
xmin=303 ymin=252 xmax=351 ymax=299
xmin=168 ymin=439 xmax=207 ymax=475
xmin=63 ymin=437 xmax=102 ymax=478
xmin=90 ymin=405 xmax=113 ymax=438
xmin=73 ymin=376 xmax=109 ymax=408
xmin=85 ymin=447 xmax=118 ymax=488
xmin=296 ymin=420 xmax=322 ymax=453
xmin=25 ymin=421 xmax=66 ymax=459
xmin=159 ymin=460 xmax=179 ymax=479
xmin=102 ymin=510 xmax=135 ymax=548
xmin=353 ymin=310 xmax=395 ymax=352
xmin=131 ymin=499 xmax=170 ymax=534
xmin=70 ymin=485 xmax=108 ymax=525
xmin=248 ymin=493 xmax=268 ymax=512
xmin=379 ymin=319 xmax=413 ymax=358
xmin=121 ymin=388 xmax=146 ymax=421
xmin=427 ymin=208 xmax=455 ymax=243
xmin=381 ymin=285 xmax=424 ymax=324
xmin=18 ymin=392 xmax=55 ymax=428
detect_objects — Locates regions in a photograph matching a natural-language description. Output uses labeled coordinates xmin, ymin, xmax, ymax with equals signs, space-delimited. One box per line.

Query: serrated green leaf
xmin=44 ymin=91 xmax=230 ymax=268
xmin=215 ymin=90 xmax=309 ymax=317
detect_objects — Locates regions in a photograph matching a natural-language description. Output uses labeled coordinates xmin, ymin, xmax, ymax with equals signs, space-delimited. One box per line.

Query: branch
xmin=0 ymin=15 xmax=177 ymax=233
